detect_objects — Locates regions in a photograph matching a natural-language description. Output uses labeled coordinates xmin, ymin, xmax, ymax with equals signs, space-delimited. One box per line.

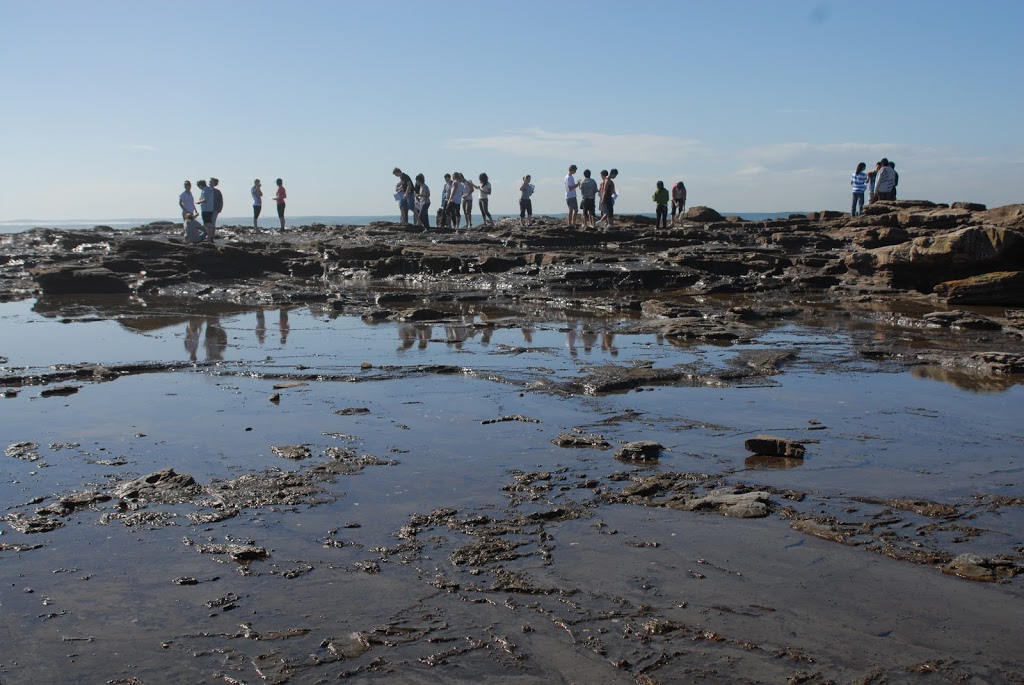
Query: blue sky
xmin=1 ymin=0 xmax=1021 ymax=222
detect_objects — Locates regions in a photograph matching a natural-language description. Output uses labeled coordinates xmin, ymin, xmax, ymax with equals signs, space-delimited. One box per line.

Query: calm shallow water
xmin=1 ymin=296 xmax=1022 ymax=683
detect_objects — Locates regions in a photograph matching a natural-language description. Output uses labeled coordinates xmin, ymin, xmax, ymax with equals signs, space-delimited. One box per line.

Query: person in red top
xmin=274 ymin=178 xmax=287 ymax=231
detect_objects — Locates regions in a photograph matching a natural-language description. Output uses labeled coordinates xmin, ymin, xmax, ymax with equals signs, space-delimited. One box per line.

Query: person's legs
xmin=254 ymin=205 xmax=262 ymax=229
xmin=419 ymin=202 xmax=430 ymax=228
xmin=278 ymin=203 xmax=286 ymax=231
xmin=463 ymin=198 xmax=473 ymax=227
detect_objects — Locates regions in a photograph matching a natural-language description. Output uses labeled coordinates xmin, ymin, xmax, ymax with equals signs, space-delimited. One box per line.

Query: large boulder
xmin=933 ymin=271 xmax=1024 ymax=305
xmin=31 ymin=266 xmax=131 ymax=295
xmin=984 ymin=204 xmax=1024 ymax=228
xmin=685 ymin=206 xmax=724 ymax=222
xmin=847 ymin=226 xmax=1024 ymax=289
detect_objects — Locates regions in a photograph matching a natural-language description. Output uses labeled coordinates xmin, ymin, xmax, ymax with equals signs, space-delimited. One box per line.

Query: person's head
xmin=276 ymin=178 xmax=283 ymax=186
xmin=569 ymin=164 xmax=577 ymax=174
xmin=479 ymin=172 xmax=488 ymax=183
xmin=254 ymin=179 xmax=261 ymax=186
xmin=444 ymin=173 xmax=452 ymax=181
xmin=185 ymin=212 xmax=195 ymax=220
xmin=210 ymin=177 xmax=219 ymax=187
xmin=196 ymin=179 xmax=207 ymax=188
xmin=393 ymin=167 xmax=402 ymax=177
xmin=415 ymin=173 xmax=425 ymax=183
xmin=610 ymin=168 xmax=618 ymax=178
xmin=183 ymin=180 xmax=191 ymax=189
xmin=879 ymin=158 xmax=889 ymax=167
xmin=657 ymin=180 xmax=664 ymax=189
xmin=600 ymin=170 xmax=609 ymax=178
xmin=523 ymin=175 xmax=531 ymax=182
xmin=856 ymin=162 xmax=866 ymax=173
xmin=583 ymin=169 xmax=591 ymax=178
xmin=889 ymin=161 xmax=895 ymax=169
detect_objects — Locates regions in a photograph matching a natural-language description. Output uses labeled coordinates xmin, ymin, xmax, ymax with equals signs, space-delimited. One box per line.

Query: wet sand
xmin=1 ymin=294 xmax=1022 ymax=684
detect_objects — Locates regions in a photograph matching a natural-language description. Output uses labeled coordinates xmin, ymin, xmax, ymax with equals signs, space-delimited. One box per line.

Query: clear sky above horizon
xmin=1 ymin=0 xmax=1021 ymax=222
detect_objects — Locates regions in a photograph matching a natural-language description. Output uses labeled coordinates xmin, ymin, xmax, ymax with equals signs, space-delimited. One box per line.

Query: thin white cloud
xmin=447 ymin=128 xmax=706 ymax=163
xmin=122 ymin=144 xmax=158 ymax=152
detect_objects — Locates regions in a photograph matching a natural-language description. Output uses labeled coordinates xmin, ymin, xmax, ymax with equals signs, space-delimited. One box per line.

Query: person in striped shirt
xmin=850 ymin=162 xmax=868 ymax=216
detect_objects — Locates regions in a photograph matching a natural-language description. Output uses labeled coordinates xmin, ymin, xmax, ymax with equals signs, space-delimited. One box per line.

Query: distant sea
xmin=0 ymin=212 xmax=807 ymax=235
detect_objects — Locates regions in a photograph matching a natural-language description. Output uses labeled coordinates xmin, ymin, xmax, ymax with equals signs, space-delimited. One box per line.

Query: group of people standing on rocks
xmin=178 ymin=177 xmax=287 ymax=243
xmin=393 ymin=168 xmax=496 ymax=230
xmin=393 ymin=164 xmax=688 ymax=232
xmin=850 ymin=159 xmax=899 ymax=217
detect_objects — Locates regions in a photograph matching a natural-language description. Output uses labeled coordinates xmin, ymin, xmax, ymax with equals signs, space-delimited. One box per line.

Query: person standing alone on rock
xmin=179 ymin=180 xmax=196 ymax=221
xmin=477 ymin=173 xmax=493 ymax=225
xmin=850 ymin=163 xmax=868 ymax=216
xmin=671 ymin=181 xmax=687 ymax=224
xmin=565 ymin=164 xmax=580 ymax=228
xmin=519 ymin=175 xmax=535 ymax=227
xmin=274 ymin=178 xmax=287 ymax=231
xmin=251 ymin=179 xmax=263 ymax=228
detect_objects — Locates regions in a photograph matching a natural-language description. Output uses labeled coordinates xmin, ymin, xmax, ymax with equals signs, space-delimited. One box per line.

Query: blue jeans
xmin=851 ymin=192 xmax=864 ymax=216
xmin=418 ymin=201 xmax=431 ymax=228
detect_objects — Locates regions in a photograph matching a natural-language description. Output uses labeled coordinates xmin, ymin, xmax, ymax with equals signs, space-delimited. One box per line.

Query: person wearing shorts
xmin=564 ymin=164 xmax=580 ymax=227
xmin=274 ymin=178 xmax=287 ymax=231
xmin=579 ymin=169 xmax=598 ymax=229
xmin=601 ymin=168 xmax=617 ymax=230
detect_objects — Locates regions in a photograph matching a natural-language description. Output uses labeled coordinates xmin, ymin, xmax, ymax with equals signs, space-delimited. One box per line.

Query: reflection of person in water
xmin=255 ymin=309 xmax=266 ymax=345
xmin=581 ymin=325 xmax=598 ymax=354
xmin=185 ymin=318 xmax=203 ymax=362
xmin=601 ymin=327 xmax=618 ymax=356
xmin=565 ymin=320 xmax=578 ymax=357
xmin=398 ymin=323 xmax=432 ymax=351
xmin=398 ymin=323 xmax=417 ymax=350
xmin=521 ymin=324 xmax=534 ymax=344
xmin=204 ymin=317 xmax=228 ymax=362
xmin=446 ymin=318 xmax=470 ymax=349
xmin=279 ymin=309 xmax=290 ymax=345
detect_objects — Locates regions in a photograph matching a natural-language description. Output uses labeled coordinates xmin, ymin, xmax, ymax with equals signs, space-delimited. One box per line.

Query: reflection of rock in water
xmin=744 ymin=455 xmax=805 ymax=470
xmin=912 ymin=364 xmax=1022 ymax=392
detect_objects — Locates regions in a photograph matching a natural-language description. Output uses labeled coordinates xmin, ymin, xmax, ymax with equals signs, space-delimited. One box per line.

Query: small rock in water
xmin=615 ymin=441 xmax=663 ymax=462
xmin=744 ymin=435 xmax=806 ymax=458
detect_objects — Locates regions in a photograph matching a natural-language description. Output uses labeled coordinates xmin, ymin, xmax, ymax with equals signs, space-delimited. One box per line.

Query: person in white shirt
xmin=251 ymin=179 xmax=263 ymax=228
xmin=179 ymin=180 xmax=196 ymax=221
xmin=477 ymin=173 xmax=493 ymax=225
xmin=564 ymin=164 xmax=580 ymax=228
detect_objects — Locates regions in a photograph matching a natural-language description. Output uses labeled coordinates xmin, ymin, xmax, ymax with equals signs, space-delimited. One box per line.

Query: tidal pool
xmin=1 ymin=295 xmax=1022 ymax=684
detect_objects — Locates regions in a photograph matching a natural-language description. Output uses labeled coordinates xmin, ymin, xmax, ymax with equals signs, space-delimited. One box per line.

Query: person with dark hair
xmin=196 ymin=179 xmax=214 ymax=226
xmin=671 ymin=181 xmax=687 ymax=224
xmin=179 ymin=180 xmax=196 ymax=221
xmin=519 ymin=175 xmax=535 ymax=227
xmin=653 ymin=180 xmax=669 ymax=229
xmin=596 ymin=170 xmax=610 ymax=228
xmin=601 ymin=169 xmax=618 ymax=230
xmin=462 ymin=174 xmax=476 ymax=228
xmin=274 ymin=178 xmax=287 ymax=231
xmin=438 ymin=173 xmax=452 ymax=228
xmin=183 ymin=212 xmax=206 ymax=244
xmin=850 ymin=163 xmax=868 ymax=216
xmin=889 ymin=161 xmax=899 ymax=199
xmin=477 ymin=173 xmax=493 ymax=225
xmin=447 ymin=172 xmax=464 ymax=230
xmin=251 ymin=179 xmax=263 ymax=228
xmin=210 ymin=177 xmax=223 ymax=230
xmin=393 ymin=167 xmax=415 ymax=225
xmin=414 ymin=173 xmax=431 ymax=229
xmin=874 ymin=158 xmax=896 ymax=201
xmin=579 ymin=169 xmax=598 ymax=230
xmin=565 ymin=164 xmax=580 ymax=228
